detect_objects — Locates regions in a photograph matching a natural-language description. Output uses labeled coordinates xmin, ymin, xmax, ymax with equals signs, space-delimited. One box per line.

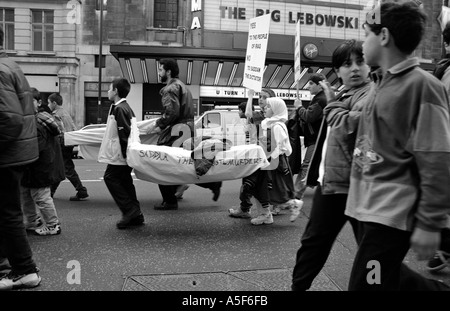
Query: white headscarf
xmin=261 ymin=97 xmax=288 ymax=130
xmin=261 ymin=97 xmax=292 ymax=157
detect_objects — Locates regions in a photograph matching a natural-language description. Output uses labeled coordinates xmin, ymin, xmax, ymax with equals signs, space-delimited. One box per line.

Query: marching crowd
xmin=1 ymin=1 xmax=450 ymax=291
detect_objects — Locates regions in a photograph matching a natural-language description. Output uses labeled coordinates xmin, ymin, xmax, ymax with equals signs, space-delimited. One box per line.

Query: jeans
xmin=291 ymin=186 xmax=359 ymax=291
xmin=349 ymin=221 xmax=450 ymax=291
xmin=21 ymin=186 xmax=59 ymax=227
xmin=51 ymin=145 xmax=86 ymax=195
xmin=294 ymin=143 xmax=315 ymax=200
xmin=104 ymin=164 xmax=141 ymax=217
xmin=0 ymin=166 xmax=37 ymax=275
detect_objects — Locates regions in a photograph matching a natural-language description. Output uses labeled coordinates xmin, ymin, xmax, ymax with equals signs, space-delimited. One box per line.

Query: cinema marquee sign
xmin=204 ymin=0 xmax=368 ymax=40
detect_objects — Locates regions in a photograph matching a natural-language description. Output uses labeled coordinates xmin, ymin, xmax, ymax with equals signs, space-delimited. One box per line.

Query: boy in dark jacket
xmin=103 ymin=78 xmax=144 ymax=229
xmin=21 ymin=88 xmax=65 ymax=236
xmin=346 ymin=2 xmax=450 ymax=290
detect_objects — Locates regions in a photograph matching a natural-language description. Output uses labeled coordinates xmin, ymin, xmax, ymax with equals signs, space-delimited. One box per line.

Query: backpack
xmin=433 ymin=58 xmax=450 ymax=80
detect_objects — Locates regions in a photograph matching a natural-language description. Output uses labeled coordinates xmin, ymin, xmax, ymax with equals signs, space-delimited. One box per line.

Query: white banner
xmin=65 ymin=119 xmax=270 ymax=185
xmin=243 ymin=14 xmax=271 ymax=92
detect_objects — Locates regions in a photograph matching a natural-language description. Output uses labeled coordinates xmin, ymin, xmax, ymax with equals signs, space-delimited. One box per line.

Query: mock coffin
xmin=65 ymin=119 xmax=270 ymax=185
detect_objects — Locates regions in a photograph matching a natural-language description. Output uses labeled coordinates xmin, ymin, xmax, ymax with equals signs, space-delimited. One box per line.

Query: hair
xmin=238 ymin=101 xmax=252 ymax=112
xmin=309 ymin=73 xmax=327 ymax=85
xmin=111 ymin=77 xmax=131 ymax=98
xmin=261 ymin=88 xmax=275 ymax=98
xmin=332 ymin=39 xmax=364 ymax=69
xmin=0 ymin=26 xmax=3 ymax=46
xmin=38 ymin=103 xmax=52 ymax=114
xmin=30 ymin=87 xmax=41 ymax=101
xmin=443 ymin=22 xmax=450 ymax=45
xmin=159 ymin=58 xmax=179 ymax=78
xmin=48 ymin=93 xmax=63 ymax=106
xmin=364 ymin=2 xmax=427 ymax=55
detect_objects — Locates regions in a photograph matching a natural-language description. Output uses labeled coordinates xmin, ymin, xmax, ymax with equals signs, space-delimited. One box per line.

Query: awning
xmin=110 ymin=45 xmax=343 ymax=91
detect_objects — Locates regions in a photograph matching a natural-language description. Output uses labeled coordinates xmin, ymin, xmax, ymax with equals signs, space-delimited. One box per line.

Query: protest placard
xmin=243 ymin=14 xmax=271 ymax=92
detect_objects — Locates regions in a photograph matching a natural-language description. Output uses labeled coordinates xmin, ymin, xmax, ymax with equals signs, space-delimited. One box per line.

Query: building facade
xmin=1 ymin=0 xmax=444 ymax=126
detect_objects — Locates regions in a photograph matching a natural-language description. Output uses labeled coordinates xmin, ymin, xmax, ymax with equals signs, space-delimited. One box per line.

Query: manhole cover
xmin=122 ymin=268 xmax=340 ymax=291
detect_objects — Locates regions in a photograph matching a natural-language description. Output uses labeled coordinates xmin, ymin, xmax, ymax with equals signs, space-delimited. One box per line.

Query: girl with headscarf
xmin=251 ymin=97 xmax=303 ymax=225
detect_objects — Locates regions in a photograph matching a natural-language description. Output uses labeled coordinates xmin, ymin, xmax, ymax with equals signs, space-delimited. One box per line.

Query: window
xmin=203 ymin=113 xmax=220 ymax=128
xmin=95 ymin=55 xmax=106 ymax=68
xmin=0 ymin=8 xmax=14 ymax=50
xmin=32 ymin=10 xmax=54 ymax=51
xmin=154 ymin=0 xmax=178 ymax=28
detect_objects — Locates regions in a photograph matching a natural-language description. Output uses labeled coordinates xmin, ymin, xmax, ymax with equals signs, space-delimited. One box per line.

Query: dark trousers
xmin=291 ymin=186 xmax=359 ymax=291
xmin=51 ymin=145 xmax=86 ymax=194
xmin=158 ymin=184 xmax=179 ymax=205
xmin=349 ymin=221 xmax=450 ymax=291
xmin=269 ymin=154 xmax=295 ymax=205
xmin=440 ymin=227 xmax=450 ymax=253
xmin=239 ymin=181 xmax=253 ymax=210
xmin=196 ymin=182 xmax=222 ymax=192
xmin=0 ymin=166 xmax=37 ymax=275
xmin=104 ymin=164 xmax=141 ymax=217
xmin=239 ymin=169 xmax=270 ymax=210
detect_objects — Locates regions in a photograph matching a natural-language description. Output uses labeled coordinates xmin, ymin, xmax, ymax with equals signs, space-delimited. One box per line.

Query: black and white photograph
xmin=0 ymin=0 xmax=449 ymax=304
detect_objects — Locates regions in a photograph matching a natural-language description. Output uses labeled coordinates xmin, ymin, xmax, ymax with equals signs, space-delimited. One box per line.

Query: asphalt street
xmin=21 ymin=159 xmax=450 ymax=292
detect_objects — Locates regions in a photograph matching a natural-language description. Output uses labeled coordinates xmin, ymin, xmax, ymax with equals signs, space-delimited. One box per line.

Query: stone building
xmin=1 ymin=0 xmax=444 ymax=126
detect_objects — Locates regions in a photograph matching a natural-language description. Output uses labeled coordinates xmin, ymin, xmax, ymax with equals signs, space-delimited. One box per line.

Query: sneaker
xmin=278 ymin=202 xmax=292 ymax=210
xmin=175 ymin=185 xmax=190 ymax=200
xmin=426 ymin=250 xmax=450 ymax=272
xmin=251 ymin=213 xmax=274 ymax=225
xmin=26 ymin=218 xmax=44 ymax=232
xmin=228 ymin=207 xmax=251 ymax=219
xmin=34 ymin=224 xmax=61 ymax=236
xmin=70 ymin=191 xmax=89 ymax=201
xmin=0 ymin=271 xmax=41 ymax=291
xmin=289 ymin=199 xmax=304 ymax=222
xmin=270 ymin=205 xmax=281 ymax=216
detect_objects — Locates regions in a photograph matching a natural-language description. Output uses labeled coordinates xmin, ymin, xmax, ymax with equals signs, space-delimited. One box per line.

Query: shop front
xmin=109 ymin=43 xmax=341 ymax=120
xmin=109 ymin=0 xmax=436 ymax=121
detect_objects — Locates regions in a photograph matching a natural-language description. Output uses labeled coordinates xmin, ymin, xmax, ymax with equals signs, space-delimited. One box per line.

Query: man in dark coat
xmin=0 ymin=26 xmax=41 ymax=290
xmin=149 ymin=58 xmax=221 ymax=209
xmin=294 ymin=73 xmax=327 ymax=202
xmin=286 ymin=99 xmax=303 ymax=176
